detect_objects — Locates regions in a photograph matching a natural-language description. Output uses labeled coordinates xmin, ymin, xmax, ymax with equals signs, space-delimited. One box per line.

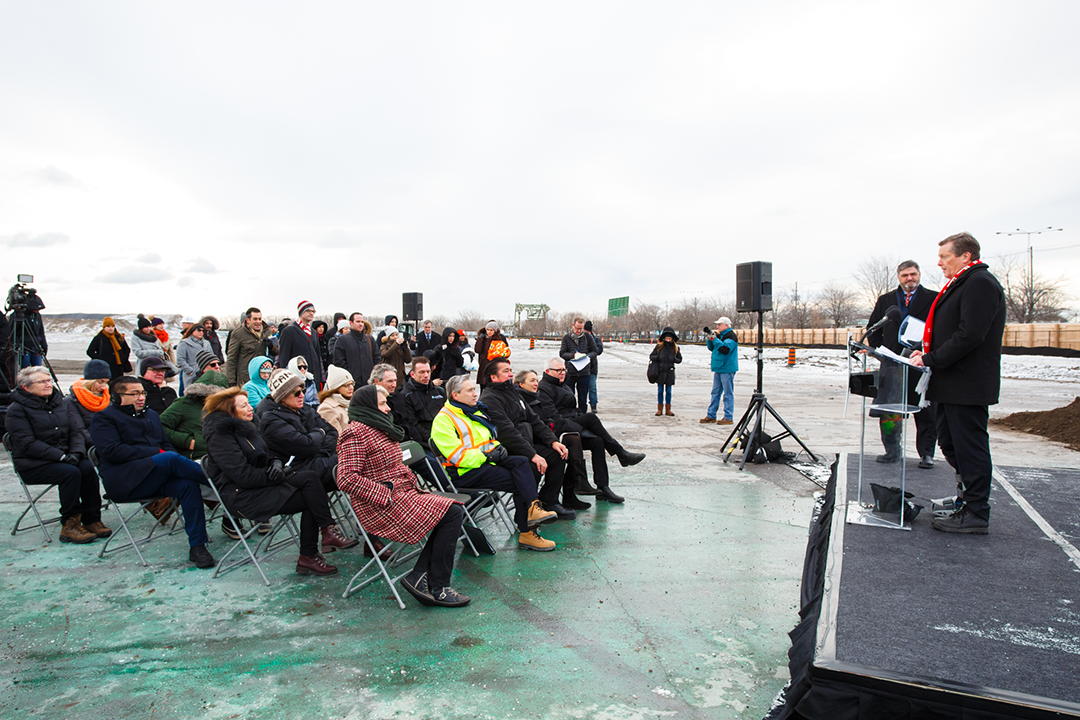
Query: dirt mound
xmin=991 ymin=397 xmax=1080 ymax=451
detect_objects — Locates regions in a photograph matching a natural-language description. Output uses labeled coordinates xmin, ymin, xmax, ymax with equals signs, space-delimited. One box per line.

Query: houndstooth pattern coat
xmin=336 ymin=421 xmax=459 ymax=545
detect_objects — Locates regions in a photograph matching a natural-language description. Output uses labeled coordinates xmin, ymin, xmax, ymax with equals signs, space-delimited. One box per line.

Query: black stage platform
xmin=768 ymin=453 xmax=1080 ymax=719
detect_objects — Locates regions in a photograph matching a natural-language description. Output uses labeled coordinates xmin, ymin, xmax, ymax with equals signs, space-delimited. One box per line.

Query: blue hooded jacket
xmin=242 ymin=355 xmax=274 ymax=407
xmin=707 ymin=328 xmax=739 ymax=374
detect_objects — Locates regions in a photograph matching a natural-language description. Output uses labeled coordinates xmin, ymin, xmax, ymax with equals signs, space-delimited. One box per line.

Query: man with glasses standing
xmin=278 ymin=301 xmax=324 ymax=389
xmin=6 ymin=367 xmax=109 ymax=544
xmin=89 ymin=375 xmax=215 ymax=568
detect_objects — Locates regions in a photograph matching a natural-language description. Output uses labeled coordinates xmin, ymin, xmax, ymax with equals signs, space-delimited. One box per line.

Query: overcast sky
xmin=2 ymin=1 xmax=1078 ymax=323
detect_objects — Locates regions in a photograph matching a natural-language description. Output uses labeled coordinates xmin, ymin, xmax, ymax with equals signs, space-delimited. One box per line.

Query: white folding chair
xmin=199 ymin=457 xmax=301 ymax=585
xmin=4 ymin=432 xmax=62 ymax=542
xmin=340 ymin=498 xmax=425 ymax=609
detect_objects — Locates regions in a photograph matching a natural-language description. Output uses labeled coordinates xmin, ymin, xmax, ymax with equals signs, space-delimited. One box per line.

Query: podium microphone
xmin=861 ymin=306 xmax=902 ymax=343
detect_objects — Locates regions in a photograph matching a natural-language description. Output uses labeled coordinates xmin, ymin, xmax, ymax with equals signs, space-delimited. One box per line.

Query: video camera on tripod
xmin=5 ymin=274 xmax=40 ymax=314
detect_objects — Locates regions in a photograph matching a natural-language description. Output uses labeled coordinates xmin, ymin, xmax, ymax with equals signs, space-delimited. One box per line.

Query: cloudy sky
xmin=2 ymin=1 xmax=1078 ymax=323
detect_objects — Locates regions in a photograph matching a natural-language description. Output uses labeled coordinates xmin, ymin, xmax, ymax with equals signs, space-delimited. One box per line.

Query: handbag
xmin=646 ymin=359 xmax=660 ymax=384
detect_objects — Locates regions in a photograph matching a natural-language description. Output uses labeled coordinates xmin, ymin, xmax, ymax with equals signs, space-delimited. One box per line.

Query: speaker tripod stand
xmin=719 ymin=310 xmax=817 ymax=470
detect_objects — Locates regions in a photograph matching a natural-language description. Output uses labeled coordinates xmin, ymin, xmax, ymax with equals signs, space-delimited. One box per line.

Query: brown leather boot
xmin=82 ymin=520 xmax=113 ymax=538
xmin=664 ymin=404 xmax=674 ymax=416
xmin=60 ymin=517 xmax=96 ymax=544
xmin=655 ymin=403 xmax=663 ymax=416
xmin=296 ymin=553 xmax=338 ymax=575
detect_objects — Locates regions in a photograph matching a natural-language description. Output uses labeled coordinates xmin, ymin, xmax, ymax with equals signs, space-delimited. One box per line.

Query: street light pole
xmin=995 ymin=227 xmax=1063 ymax=321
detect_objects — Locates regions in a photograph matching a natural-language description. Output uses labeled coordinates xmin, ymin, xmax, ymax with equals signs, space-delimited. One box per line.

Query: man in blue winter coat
xmin=701 ymin=317 xmax=739 ymax=425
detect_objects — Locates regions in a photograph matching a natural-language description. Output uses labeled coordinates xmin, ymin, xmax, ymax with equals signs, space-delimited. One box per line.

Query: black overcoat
xmin=202 ymin=412 xmax=299 ymax=522
xmin=5 ymin=388 xmax=87 ymax=472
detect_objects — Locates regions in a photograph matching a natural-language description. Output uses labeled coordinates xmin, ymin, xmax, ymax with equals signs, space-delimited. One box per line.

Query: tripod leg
xmin=738 ymin=401 xmax=768 ymax=471
xmin=720 ymin=396 xmax=761 ymax=461
xmin=762 ymin=399 xmax=818 ymax=461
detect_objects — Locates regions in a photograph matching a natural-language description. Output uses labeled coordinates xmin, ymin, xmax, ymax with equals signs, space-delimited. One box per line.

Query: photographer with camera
xmin=700 ymin=317 xmax=739 ymax=426
xmin=5 ymin=276 xmax=49 ymax=371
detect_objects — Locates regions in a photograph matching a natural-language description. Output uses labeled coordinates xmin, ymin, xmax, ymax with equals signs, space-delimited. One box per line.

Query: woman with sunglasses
xmin=176 ymin=322 xmax=212 ymax=392
xmin=287 ymin=356 xmax=320 ymax=408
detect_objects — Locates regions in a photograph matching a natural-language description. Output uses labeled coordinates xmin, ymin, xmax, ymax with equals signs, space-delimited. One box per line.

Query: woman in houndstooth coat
xmin=336 ymin=384 xmax=470 ymax=607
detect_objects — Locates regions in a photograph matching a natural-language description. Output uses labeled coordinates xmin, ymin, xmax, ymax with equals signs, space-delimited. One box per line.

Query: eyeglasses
xmin=297 ymin=366 xmax=307 ymax=371
xmin=121 ymin=391 xmax=148 ymax=397
xmin=29 ymin=378 xmax=53 ymax=386
xmin=205 ymin=362 xmax=221 ymax=368
xmin=549 ymin=368 xmax=566 ymax=374
xmin=291 ymin=389 xmax=304 ymax=398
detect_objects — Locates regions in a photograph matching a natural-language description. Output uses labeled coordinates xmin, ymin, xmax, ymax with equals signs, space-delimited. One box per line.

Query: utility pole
xmin=996 ymin=227 xmax=1063 ymax=290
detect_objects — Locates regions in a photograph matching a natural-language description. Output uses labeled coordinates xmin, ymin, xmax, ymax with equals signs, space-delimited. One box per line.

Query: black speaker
xmin=402 ymin=292 xmax=423 ymax=322
xmin=736 ymin=261 xmax=772 ymax=313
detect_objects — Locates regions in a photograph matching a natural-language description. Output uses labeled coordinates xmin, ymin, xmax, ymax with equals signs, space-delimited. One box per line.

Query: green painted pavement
xmin=1 ymin=463 xmax=814 ymax=719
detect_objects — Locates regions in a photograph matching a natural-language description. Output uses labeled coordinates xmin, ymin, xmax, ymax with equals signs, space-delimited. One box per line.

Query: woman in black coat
xmin=85 ymin=317 xmax=133 ymax=379
xmin=5 ymin=366 xmax=108 ymax=543
xmin=433 ymin=327 xmax=464 ymax=385
xmin=201 ymin=387 xmax=357 ymax=576
xmin=649 ymin=327 xmax=682 ymax=417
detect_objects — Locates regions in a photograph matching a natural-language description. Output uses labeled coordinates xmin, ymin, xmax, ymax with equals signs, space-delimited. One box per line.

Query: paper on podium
xmin=874 ymin=346 xmax=919 ymax=368
xmin=898 ymin=316 xmax=925 ymax=349
xmin=568 ymin=356 xmax=591 ymax=372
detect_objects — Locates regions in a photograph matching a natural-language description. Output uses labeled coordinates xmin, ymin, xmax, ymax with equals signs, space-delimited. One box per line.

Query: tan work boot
xmin=655 ymin=403 xmax=663 ymax=416
xmin=82 ymin=520 xmax=113 ymax=538
xmin=527 ymin=500 xmax=557 ymax=527
xmin=60 ymin=517 xmax=97 ymax=544
xmin=699 ymin=417 xmax=716 ymax=424
xmin=518 ymin=528 xmax=556 ymax=552
xmin=664 ymin=404 xmax=674 ymax=416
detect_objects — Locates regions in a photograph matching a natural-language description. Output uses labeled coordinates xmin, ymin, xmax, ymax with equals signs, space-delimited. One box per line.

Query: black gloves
xmin=484 ymin=444 xmax=509 ymax=464
xmin=61 ymin=454 xmax=80 ymax=466
xmin=268 ymin=459 xmax=286 ymax=484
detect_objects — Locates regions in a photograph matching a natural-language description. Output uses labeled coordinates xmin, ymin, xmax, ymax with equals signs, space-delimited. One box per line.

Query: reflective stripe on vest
xmin=437 ymin=408 xmax=497 ymax=467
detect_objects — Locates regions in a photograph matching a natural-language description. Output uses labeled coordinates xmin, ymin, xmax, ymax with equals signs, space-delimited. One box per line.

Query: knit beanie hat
xmin=196 ymin=350 xmax=219 ymax=372
xmin=337 ymin=319 xmax=349 ymax=331
xmin=297 ymin=300 xmax=314 ymax=316
xmin=137 ymin=315 xmax=152 ymax=330
xmin=84 ymin=359 xmax=111 ymax=380
xmin=486 ymin=321 xmax=498 ymax=331
xmin=268 ymin=368 xmax=305 ymax=403
xmin=151 ymin=317 xmax=165 ymax=327
xmin=102 ymin=317 xmax=116 ymax=329
xmin=584 ymin=320 xmax=593 ymax=332
xmin=325 ymin=364 xmax=354 ymax=392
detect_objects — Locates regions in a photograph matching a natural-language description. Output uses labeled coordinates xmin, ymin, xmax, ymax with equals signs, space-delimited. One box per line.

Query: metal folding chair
xmin=3 ymin=432 xmax=62 ymax=542
xmin=90 ymin=446 xmax=185 ymax=566
xmin=427 ymin=438 xmax=517 ymax=537
xmin=339 ymin=499 xmax=422 ymax=609
xmin=400 ymin=440 xmax=482 ymax=557
xmin=198 ymin=457 xmax=301 ymax=585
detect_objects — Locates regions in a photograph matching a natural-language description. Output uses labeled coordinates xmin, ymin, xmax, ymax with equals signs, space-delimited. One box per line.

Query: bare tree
xmin=627 ymin=302 xmax=664 ymax=337
xmin=854 ymin=254 xmax=900 ymax=306
xmin=452 ymin=309 xmax=487 ymax=334
xmin=426 ymin=314 xmax=452 ymax=330
xmin=817 ymin=283 xmax=859 ymax=328
xmin=998 ymin=256 xmax=1070 ymax=323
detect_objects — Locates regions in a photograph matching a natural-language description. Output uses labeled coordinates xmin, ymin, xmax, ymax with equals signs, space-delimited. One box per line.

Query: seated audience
xmin=139 ymin=357 xmax=178 ymax=414
xmin=160 ymin=370 xmax=230 ymax=460
xmin=85 ymin=317 xmax=132 ymax=379
xmin=89 ymin=376 xmax=215 ymax=568
xmin=316 ymin=365 xmax=355 ymax=434
xmin=338 ymin=384 xmax=470 ymax=607
xmin=202 ymin=388 xmax=357 ymax=577
xmin=287 ymin=356 xmax=320 ymax=407
xmin=66 ymin=359 xmax=112 ymax=448
xmin=480 ymin=359 xmax=573 ymax=520
xmin=7 ymin=367 xmax=109 ymax=544
xmin=536 ymin=359 xmax=646 ymax=504
xmin=431 ymin=375 xmax=558 ymax=552
xmin=257 ymin=369 xmax=339 ymax=496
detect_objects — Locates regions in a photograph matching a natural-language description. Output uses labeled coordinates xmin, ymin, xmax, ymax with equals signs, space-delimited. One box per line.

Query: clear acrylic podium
xmin=847 ymin=339 xmax=929 ymax=531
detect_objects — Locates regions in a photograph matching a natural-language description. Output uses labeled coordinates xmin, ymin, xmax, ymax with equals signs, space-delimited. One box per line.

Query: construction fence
xmin=729 ymin=323 xmax=1080 ymax=352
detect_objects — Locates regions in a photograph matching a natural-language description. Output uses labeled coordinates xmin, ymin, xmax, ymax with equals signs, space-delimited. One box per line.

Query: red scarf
xmin=298 ymin=321 xmax=311 ymax=337
xmin=922 ymin=260 xmax=983 ymax=353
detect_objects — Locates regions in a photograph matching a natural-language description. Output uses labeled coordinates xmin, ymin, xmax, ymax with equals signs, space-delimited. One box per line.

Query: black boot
xmin=595 ymin=486 xmax=625 ymax=503
xmin=617 ymin=450 xmax=646 ymax=467
xmin=563 ymin=491 xmax=592 ymax=510
xmin=875 ymin=420 xmax=901 ymax=463
xmin=572 ymin=454 xmax=599 ymax=495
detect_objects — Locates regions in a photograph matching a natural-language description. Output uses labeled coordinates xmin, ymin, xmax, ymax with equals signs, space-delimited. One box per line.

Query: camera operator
xmin=700 ymin=317 xmax=739 ymax=426
xmin=5 ymin=279 xmax=48 ymax=369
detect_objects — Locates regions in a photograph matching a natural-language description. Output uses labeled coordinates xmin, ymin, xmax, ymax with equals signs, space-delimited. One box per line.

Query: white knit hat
xmin=325 ymin=364 xmax=354 ymax=392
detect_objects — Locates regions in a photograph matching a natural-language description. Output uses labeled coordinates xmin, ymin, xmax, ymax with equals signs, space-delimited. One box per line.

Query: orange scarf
xmin=154 ymin=328 xmax=170 ymax=344
xmin=72 ymin=382 xmax=110 ymax=412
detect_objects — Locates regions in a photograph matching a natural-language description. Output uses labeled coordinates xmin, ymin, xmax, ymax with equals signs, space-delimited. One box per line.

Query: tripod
xmin=719 ymin=310 xmax=817 ymax=470
xmin=1 ymin=307 xmax=59 ymax=394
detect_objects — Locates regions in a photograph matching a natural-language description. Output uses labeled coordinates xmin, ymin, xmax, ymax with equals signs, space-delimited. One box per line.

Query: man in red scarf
xmin=910 ymin=233 xmax=1006 ymax=534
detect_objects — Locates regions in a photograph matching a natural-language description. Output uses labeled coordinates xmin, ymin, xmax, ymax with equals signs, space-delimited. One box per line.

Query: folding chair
xmin=4 ymin=432 xmax=62 ymax=543
xmin=91 ymin=446 xmax=186 ymax=566
xmin=339 ymin=499 xmax=422 ymax=609
xmin=427 ymin=438 xmax=517 ymax=537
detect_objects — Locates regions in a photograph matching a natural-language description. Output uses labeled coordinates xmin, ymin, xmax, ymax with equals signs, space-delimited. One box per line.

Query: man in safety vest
xmin=431 ymin=374 xmax=559 ymax=551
